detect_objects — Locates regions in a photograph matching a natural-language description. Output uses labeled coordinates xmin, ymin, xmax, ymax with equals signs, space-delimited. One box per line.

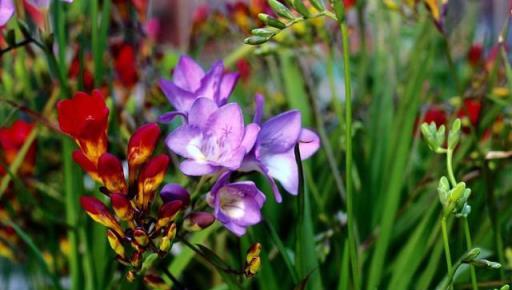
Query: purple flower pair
xmin=160 ymin=56 xmax=320 ymax=236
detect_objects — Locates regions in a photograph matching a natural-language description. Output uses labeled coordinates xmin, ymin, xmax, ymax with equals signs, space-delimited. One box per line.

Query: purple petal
xmin=179 ymin=160 xmax=217 ymax=176
xmin=188 ymin=98 xmax=218 ymax=129
xmin=173 ymin=56 xmax=205 ymax=91
xmin=253 ymin=93 xmax=264 ymax=124
xmin=260 ymin=149 xmax=298 ymax=196
xmin=159 ymin=78 xmax=197 ymax=112
xmin=223 ymin=222 xmax=247 ymax=236
xmin=160 ymin=183 xmax=190 ymax=205
xmin=196 ymin=61 xmax=224 ymax=102
xmin=241 ymin=123 xmax=260 ymax=153
xmin=214 ymin=147 xmax=245 ymax=170
xmin=259 ymin=163 xmax=283 ymax=203
xmin=165 ymin=125 xmax=202 ymax=159
xmin=257 ymin=110 xmax=302 ymax=155
xmin=205 ymin=103 xmax=244 ymax=146
xmin=0 ymin=0 xmax=14 ymax=27
xmin=217 ymin=72 xmax=239 ymax=105
xmin=158 ymin=111 xmax=186 ymax=124
xmin=299 ymin=128 xmax=320 ymax=160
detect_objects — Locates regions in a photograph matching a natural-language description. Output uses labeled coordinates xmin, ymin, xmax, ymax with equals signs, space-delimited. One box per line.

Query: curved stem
xmin=446 ymin=149 xmax=457 ymax=187
xmin=463 ymin=218 xmax=478 ymax=290
xmin=441 ymin=217 xmax=453 ymax=290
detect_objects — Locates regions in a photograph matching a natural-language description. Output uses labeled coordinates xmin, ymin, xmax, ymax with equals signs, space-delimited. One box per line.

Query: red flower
xmin=344 ymin=0 xmax=356 ymax=9
xmin=57 ymin=90 xmax=109 ymax=165
xmin=114 ymin=44 xmax=139 ymax=89
xmin=236 ymin=59 xmax=251 ymax=83
xmin=457 ymin=98 xmax=482 ymax=132
xmin=0 ymin=120 xmax=36 ymax=176
xmin=423 ymin=106 xmax=447 ymax=127
xmin=467 ymin=44 xmax=483 ymax=67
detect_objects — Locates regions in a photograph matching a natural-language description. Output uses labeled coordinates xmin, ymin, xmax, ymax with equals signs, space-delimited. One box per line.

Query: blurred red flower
xmin=0 ymin=120 xmax=36 ymax=176
xmin=114 ymin=44 xmax=139 ymax=89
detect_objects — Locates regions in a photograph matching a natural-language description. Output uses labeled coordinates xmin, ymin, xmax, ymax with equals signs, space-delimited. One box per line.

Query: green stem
xmin=441 ymin=217 xmax=453 ymax=290
xmin=463 ymin=218 xmax=478 ymax=290
xmin=446 ymin=149 xmax=457 ymax=187
xmin=339 ymin=16 xmax=360 ymax=290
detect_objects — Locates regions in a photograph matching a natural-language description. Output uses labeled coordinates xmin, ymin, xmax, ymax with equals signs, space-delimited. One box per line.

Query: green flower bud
xmin=310 ymin=0 xmax=325 ymax=11
xmin=251 ymin=27 xmax=279 ymax=37
xmin=448 ymin=119 xmax=461 ymax=150
xmin=268 ymin=0 xmax=295 ymax=19
xmin=293 ymin=0 xmax=311 ymax=17
xmin=258 ymin=13 xmax=287 ymax=29
xmin=244 ymin=35 xmax=270 ymax=45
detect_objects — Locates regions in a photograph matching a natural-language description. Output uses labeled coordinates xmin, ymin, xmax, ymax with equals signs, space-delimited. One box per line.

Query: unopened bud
xmin=156 ymin=200 xmax=182 ymax=231
xmin=183 ymin=212 xmax=215 ymax=232
xmin=111 ymin=193 xmax=135 ymax=221
xmin=107 ymin=230 xmax=125 ymax=258
xmin=133 ymin=227 xmax=149 ymax=247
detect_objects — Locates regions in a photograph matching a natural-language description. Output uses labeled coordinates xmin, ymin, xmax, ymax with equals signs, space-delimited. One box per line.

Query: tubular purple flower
xmin=159 ymin=56 xmax=239 ymax=122
xmin=207 ymin=173 xmax=266 ymax=236
xmin=165 ymin=98 xmax=259 ymax=176
xmin=242 ymin=95 xmax=320 ymax=202
xmin=0 ymin=0 xmax=15 ymax=27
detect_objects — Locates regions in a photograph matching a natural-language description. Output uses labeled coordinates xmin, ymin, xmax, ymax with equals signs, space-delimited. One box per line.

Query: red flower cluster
xmin=57 ymin=91 xmax=182 ymax=281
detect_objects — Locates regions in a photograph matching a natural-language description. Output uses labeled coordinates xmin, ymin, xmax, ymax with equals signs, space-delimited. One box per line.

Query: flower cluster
xmin=160 ymin=56 xmax=320 ymax=236
xmin=58 ymin=91 xmax=198 ymax=283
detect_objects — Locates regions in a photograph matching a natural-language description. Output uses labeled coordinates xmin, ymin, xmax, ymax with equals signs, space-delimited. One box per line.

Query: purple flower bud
xmin=183 ymin=212 xmax=215 ymax=231
xmin=160 ymin=183 xmax=190 ymax=206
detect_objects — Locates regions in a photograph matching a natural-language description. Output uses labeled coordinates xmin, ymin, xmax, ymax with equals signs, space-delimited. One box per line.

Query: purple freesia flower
xmin=159 ymin=56 xmax=239 ymax=122
xmin=207 ymin=173 xmax=266 ymax=236
xmin=0 ymin=0 xmax=15 ymax=27
xmin=166 ymin=97 xmax=259 ymax=176
xmin=242 ymin=95 xmax=320 ymax=202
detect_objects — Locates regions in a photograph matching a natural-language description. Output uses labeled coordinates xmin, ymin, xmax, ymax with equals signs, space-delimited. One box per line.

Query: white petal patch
xmin=219 ymin=187 xmax=245 ymax=219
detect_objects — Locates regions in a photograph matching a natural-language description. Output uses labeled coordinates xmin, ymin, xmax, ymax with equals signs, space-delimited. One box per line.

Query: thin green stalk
xmin=339 ymin=15 xmax=360 ymax=290
xmin=446 ymin=149 xmax=457 ymax=187
xmin=441 ymin=217 xmax=453 ymax=290
xmin=463 ymin=218 xmax=478 ymax=290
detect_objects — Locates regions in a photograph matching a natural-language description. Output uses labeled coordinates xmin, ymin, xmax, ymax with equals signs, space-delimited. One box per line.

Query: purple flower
xmin=207 ymin=173 xmax=266 ymax=236
xmin=242 ymin=95 xmax=320 ymax=202
xmin=0 ymin=0 xmax=15 ymax=27
xmin=166 ymin=98 xmax=259 ymax=176
xmin=159 ymin=56 xmax=239 ymax=122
